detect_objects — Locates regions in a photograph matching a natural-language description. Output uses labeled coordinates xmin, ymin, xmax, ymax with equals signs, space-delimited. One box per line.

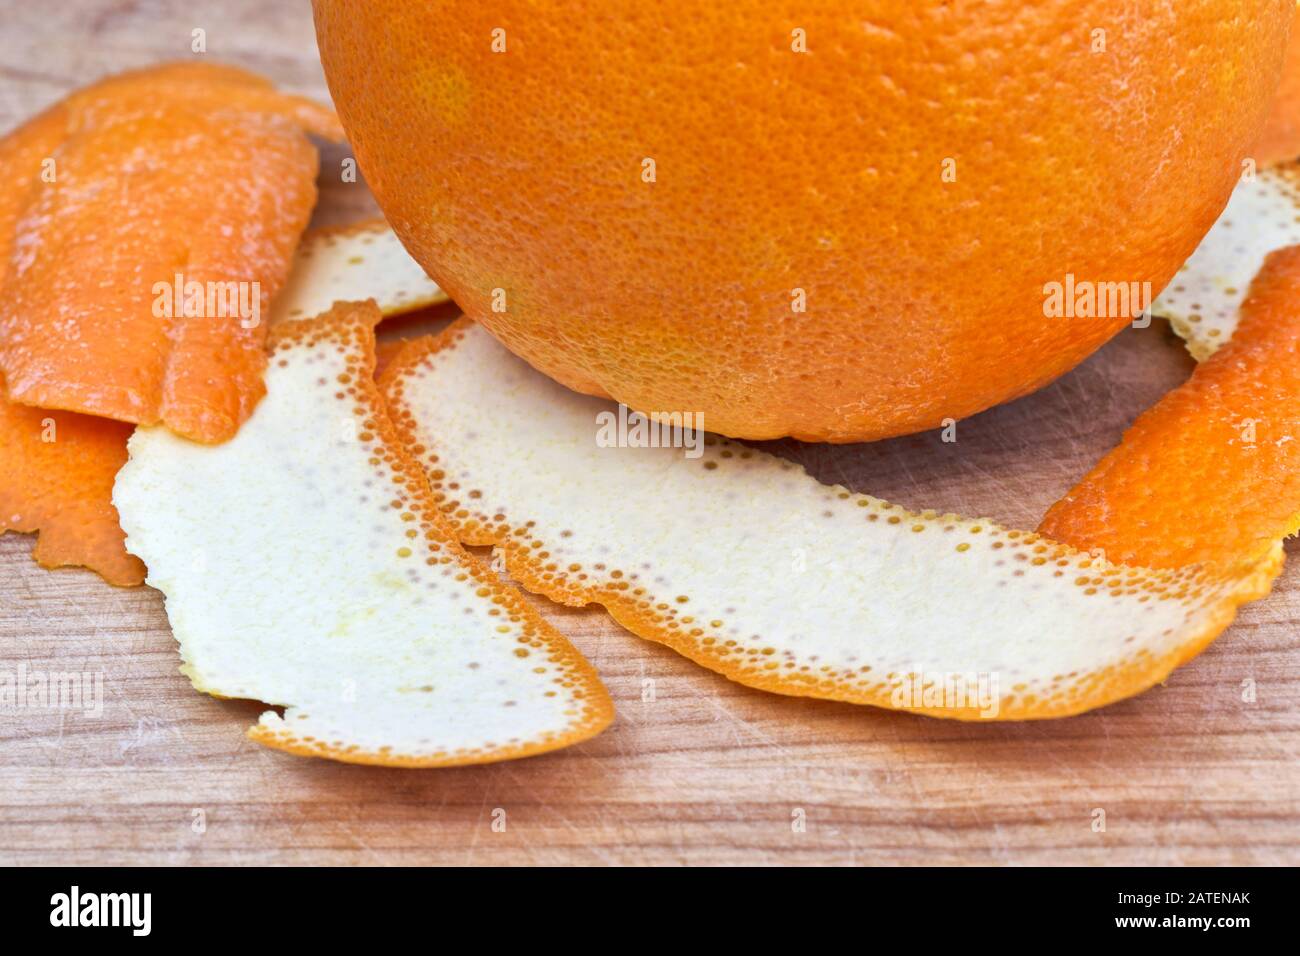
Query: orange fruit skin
xmin=1040 ymin=244 xmax=1300 ymax=574
xmin=0 ymin=63 xmax=342 ymax=443
xmin=314 ymin=1 xmax=1293 ymax=442
xmin=0 ymin=383 xmax=144 ymax=586
xmin=1256 ymin=12 xmax=1300 ymax=168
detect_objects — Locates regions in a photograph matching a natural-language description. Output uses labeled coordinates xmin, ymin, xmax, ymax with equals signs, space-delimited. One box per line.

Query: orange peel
xmin=0 ymin=382 xmax=144 ymax=586
xmin=1154 ymin=162 xmax=1300 ymax=360
xmin=2 ymin=171 xmax=440 ymax=587
xmin=0 ymin=226 xmax=443 ymax=587
xmin=0 ymin=62 xmax=343 ymax=443
xmin=113 ymin=302 xmax=612 ymax=766
xmin=269 ymin=219 xmax=447 ymax=326
xmin=380 ymin=320 xmax=1281 ymax=720
xmin=1041 ymin=244 xmax=1300 ymax=574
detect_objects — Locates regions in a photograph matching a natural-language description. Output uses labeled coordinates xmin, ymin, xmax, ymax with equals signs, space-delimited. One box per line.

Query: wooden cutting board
xmin=1 ymin=0 xmax=1297 ymax=866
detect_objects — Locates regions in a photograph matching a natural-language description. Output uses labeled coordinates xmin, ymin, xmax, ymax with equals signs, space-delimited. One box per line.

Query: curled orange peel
xmin=1041 ymin=243 xmax=1300 ymax=574
xmin=1154 ymin=162 xmax=1300 ymax=360
xmin=269 ymin=219 xmax=447 ymax=326
xmin=0 ymin=219 xmax=440 ymax=587
xmin=380 ymin=320 xmax=1282 ymax=720
xmin=0 ymin=62 xmax=342 ymax=444
xmin=0 ymin=384 xmax=144 ymax=586
xmin=113 ymin=302 xmax=613 ymax=766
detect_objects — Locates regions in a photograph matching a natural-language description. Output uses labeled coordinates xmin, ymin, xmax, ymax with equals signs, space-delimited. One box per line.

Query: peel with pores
xmin=114 ymin=302 xmax=612 ymax=766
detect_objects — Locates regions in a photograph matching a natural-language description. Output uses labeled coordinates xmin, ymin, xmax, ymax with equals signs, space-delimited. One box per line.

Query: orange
xmin=0 ymin=63 xmax=342 ymax=444
xmin=1040 ymin=243 xmax=1300 ymax=574
xmin=1256 ymin=12 xmax=1300 ymax=168
xmin=314 ymin=1 xmax=1294 ymax=442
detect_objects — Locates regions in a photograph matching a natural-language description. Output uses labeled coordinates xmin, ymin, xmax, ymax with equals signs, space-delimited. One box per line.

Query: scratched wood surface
xmin=1 ymin=1 xmax=1298 ymax=866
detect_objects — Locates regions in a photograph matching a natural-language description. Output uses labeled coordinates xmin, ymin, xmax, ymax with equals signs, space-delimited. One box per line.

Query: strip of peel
xmin=382 ymin=320 xmax=1279 ymax=720
xmin=115 ymin=304 xmax=611 ymax=766
xmin=1153 ymin=163 xmax=1300 ymax=360
xmin=269 ymin=219 xmax=447 ymax=326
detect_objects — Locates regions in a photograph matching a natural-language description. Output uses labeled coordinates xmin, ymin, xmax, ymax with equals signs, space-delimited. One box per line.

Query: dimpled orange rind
xmin=0 ymin=62 xmax=343 ymax=443
xmin=1042 ymin=244 xmax=1300 ymax=576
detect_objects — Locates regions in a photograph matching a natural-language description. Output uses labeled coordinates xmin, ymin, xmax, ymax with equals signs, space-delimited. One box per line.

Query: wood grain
xmin=1 ymin=0 xmax=1297 ymax=866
